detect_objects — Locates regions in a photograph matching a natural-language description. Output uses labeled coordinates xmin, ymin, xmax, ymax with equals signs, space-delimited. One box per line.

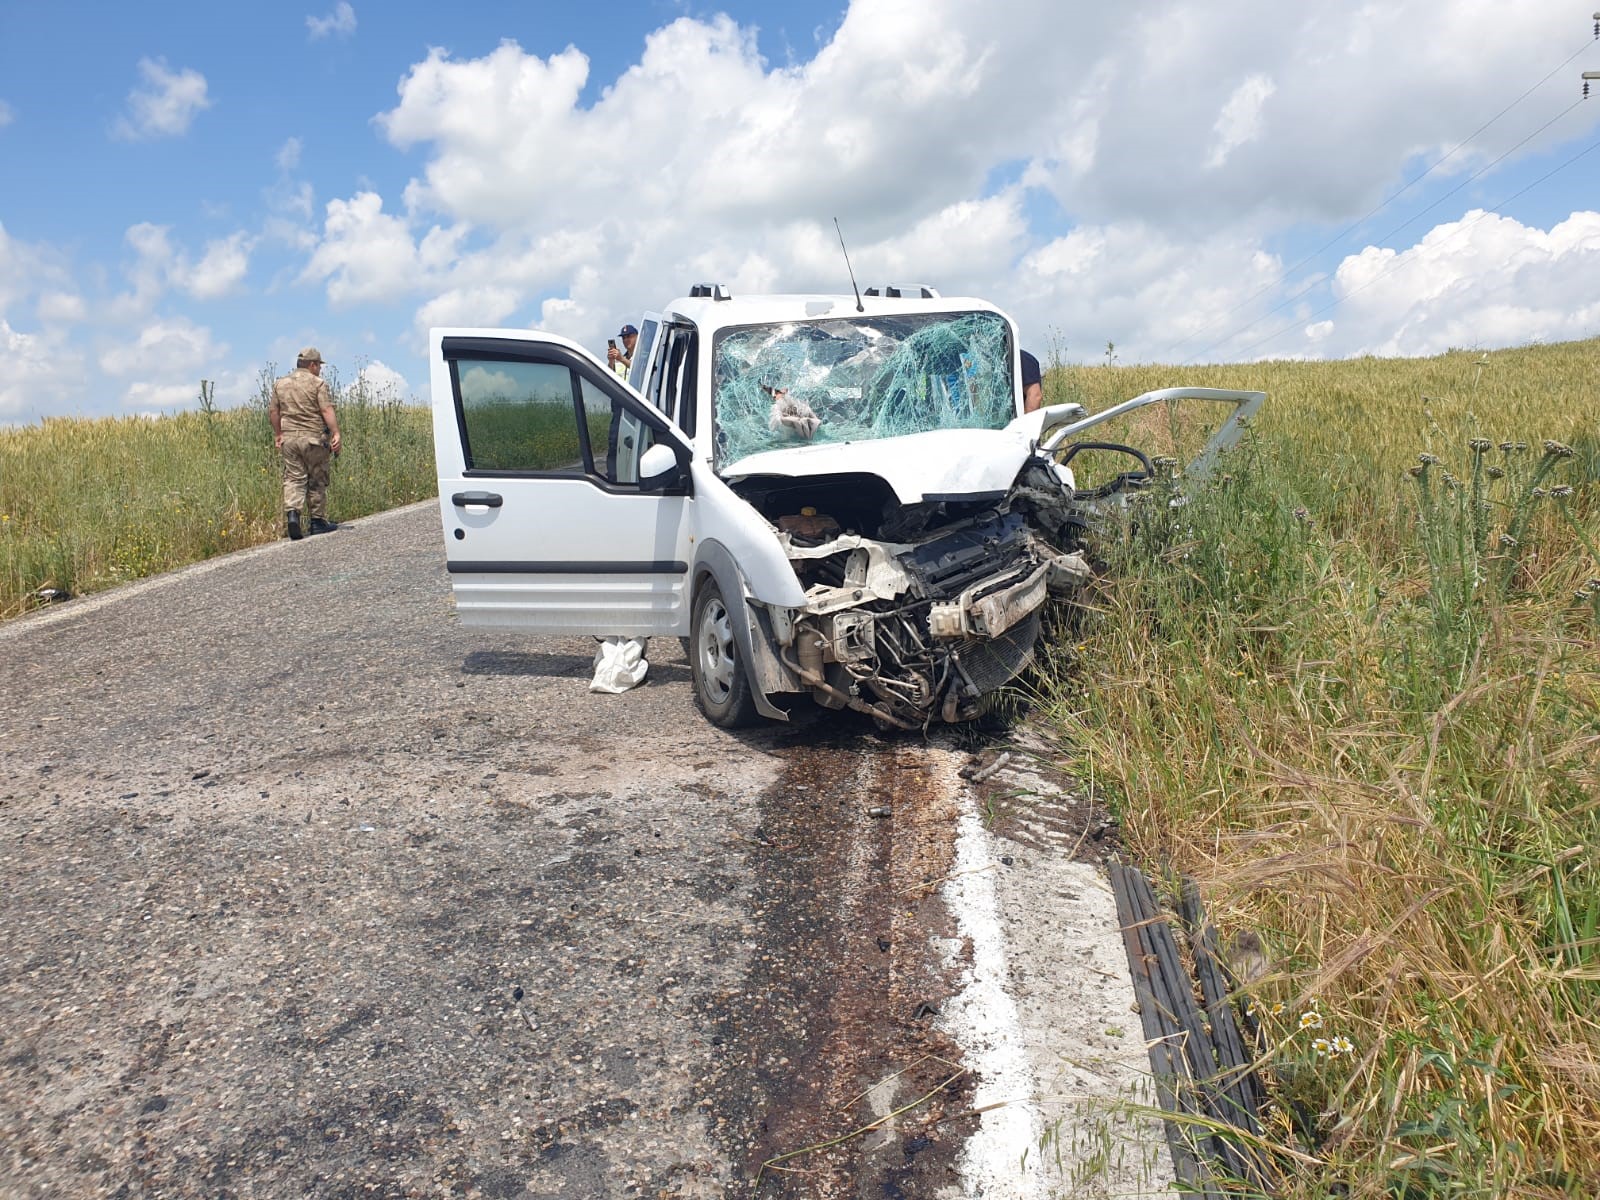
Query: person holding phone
xmin=607 ymin=323 xmax=638 ymax=378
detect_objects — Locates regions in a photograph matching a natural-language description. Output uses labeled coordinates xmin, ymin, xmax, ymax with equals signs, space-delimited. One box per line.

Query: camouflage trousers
xmin=281 ymin=437 xmax=332 ymax=518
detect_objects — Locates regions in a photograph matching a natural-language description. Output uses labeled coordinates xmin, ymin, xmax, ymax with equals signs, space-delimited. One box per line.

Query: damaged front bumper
xmin=757 ymin=520 xmax=1091 ymax=729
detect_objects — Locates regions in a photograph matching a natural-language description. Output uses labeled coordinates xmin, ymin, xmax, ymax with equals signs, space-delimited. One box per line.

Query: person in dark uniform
xmin=1020 ymin=349 xmax=1044 ymax=412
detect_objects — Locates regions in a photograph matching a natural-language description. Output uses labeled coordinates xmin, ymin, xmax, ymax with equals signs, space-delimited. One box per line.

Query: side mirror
xmin=638 ymin=442 xmax=684 ymax=492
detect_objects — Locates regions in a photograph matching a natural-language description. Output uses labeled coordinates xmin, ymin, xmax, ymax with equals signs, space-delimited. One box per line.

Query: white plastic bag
xmin=589 ymin=637 xmax=649 ymax=694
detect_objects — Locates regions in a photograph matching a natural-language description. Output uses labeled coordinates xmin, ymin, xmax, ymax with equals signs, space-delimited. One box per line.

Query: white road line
xmin=941 ymin=790 xmax=1046 ymax=1199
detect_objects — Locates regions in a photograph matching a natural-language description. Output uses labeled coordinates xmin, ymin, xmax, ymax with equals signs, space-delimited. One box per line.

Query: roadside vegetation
xmin=1033 ymin=338 xmax=1600 ymax=1196
xmin=0 ymin=367 xmax=434 ymax=619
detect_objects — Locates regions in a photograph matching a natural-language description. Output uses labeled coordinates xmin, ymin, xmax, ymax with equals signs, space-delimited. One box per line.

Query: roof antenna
xmin=834 ymin=217 xmax=864 ymax=312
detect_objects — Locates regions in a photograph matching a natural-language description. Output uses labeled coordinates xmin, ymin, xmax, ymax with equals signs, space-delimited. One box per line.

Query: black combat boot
xmin=286 ymin=509 xmax=303 ymax=540
xmin=309 ymin=517 xmax=338 ymax=535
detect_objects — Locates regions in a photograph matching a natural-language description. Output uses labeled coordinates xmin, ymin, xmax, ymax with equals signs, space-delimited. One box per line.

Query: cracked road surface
xmin=0 ymin=503 xmax=1164 ymax=1199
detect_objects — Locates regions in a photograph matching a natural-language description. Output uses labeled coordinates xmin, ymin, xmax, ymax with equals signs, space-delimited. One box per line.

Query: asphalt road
xmin=0 ymin=504 xmax=1029 ymax=1199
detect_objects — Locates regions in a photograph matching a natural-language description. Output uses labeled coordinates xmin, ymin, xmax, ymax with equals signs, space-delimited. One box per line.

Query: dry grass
xmin=1033 ymin=337 xmax=1600 ymax=1197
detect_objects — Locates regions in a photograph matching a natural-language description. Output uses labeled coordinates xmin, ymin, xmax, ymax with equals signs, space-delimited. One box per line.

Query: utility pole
xmin=1585 ymin=12 xmax=1600 ymax=96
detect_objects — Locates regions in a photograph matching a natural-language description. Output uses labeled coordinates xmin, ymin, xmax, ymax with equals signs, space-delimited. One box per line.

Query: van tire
xmin=690 ymin=580 xmax=760 ymax=728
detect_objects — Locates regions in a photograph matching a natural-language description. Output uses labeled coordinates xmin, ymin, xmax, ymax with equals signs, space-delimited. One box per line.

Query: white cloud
xmin=306 ymin=2 xmax=356 ymax=40
xmin=294 ymin=4 xmax=1593 ymax=374
xmin=0 ymin=221 xmax=80 ymax=322
xmin=0 ymin=321 xmax=49 ymax=415
xmin=0 ymin=320 xmax=85 ymax=418
xmin=352 ymin=358 xmax=410 ymax=402
xmin=1318 ymin=210 xmax=1600 ymax=358
xmin=300 ymin=191 xmax=464 ymax=305
xmin=112 ymin=223 xmax=253 ymax=312
xmin=123 ymin=381 xmax=202 ymax=412
xmin=1205 ymin=74 xmax=1276 ymax=170
xmin=113 ymin=58 xmax=211 ymax=141
xmin=415 ymin=286 xmax=521 ymax=333
xmin=37 ymin=292 xmax=86 ymax=323
xmin=276 ymin=136 xmax=303 ymax=170
xmin=184 ymin=233 xmax=254 ymax=299
xmin=99 ymin=316 xmax=226 ymax=382
xmin=0 ymin=100 xmax=13 ymax=128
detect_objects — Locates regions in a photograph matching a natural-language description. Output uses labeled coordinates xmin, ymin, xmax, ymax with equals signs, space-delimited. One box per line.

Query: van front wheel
xmin=691 ymin=580 xmax=759 ymax=728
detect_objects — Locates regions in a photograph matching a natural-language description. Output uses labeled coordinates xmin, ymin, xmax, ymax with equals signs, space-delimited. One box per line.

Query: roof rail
xmin=863 ymin=284 xmax=940 ymax=299
xmin=688 ymin=283 xmax=732 ymax=300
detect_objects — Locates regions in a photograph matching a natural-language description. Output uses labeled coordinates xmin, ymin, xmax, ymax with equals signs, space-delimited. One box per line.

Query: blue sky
xmin=1 ymin=1 xmax=1597 ymax=421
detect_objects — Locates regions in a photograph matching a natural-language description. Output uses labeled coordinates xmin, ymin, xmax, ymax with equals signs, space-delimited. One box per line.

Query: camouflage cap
xmin=297 ymin=347 xmax=324 ymax=364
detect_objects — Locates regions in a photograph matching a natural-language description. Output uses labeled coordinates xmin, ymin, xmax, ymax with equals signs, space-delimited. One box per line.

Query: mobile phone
xmin=608 ymin=338 xmax=617 ymax=350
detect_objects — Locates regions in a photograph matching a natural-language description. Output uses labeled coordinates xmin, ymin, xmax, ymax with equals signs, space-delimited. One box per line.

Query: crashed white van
xmin=431 ymin=285 xmax=1263 ymax=729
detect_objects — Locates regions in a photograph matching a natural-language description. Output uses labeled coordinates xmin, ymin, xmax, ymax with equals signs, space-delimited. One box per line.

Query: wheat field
xmin=1032 ymin=337 xmax=1598 ymax=1196
xmin=0 ymin=371 xmax=435 ymax=619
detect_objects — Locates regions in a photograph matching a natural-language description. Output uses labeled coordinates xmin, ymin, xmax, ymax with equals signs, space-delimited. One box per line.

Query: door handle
xmin=451 ymin=491 xmax=503 ymax=508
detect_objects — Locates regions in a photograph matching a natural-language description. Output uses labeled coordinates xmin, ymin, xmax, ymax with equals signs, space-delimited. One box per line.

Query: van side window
xmin=453 ymin=354 xmax=655 ymax=487
xmin=455 ymin=359 xmax=584 ymax=473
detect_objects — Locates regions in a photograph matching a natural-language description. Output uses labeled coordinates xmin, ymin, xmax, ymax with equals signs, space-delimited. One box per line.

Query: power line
xmin=1158 ymin=35 xmax=1599 ymax=362
xmin=1185 ymin=92 xmax=1591 ymax=364
xmin=1221 ymin=133 xmax=1600 ymax=363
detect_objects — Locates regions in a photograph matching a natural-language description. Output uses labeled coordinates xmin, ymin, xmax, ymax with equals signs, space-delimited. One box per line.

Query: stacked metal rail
xmin=1109 ymin=862 xmax=1272 ymax=1196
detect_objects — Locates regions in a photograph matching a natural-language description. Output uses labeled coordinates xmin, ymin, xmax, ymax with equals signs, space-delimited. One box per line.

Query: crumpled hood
xmin=719 ymin=428 xmax=1032 ymax=504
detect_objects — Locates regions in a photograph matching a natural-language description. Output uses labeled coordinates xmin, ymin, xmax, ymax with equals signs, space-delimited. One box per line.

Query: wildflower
xmin=1407 ymin=465 xmax=1426 ymax=478
xmin=1270 ymin=1002 xmax=1286 ymax=1017
xmin=1499 ymin=534 xmax=1518 ymax=548
xmin=1499 ymin=441 xmax=1515 ymax=452
xmin=1417 ymin=453 xmax=1439 ymax=465
xmin=1299 ymin=1010 xmax=1323 ymax=1030
xmin=1542 ymin=440 xmax=1575 ymax=459
xmin=1531 ymin=487 xmax=1547 ymax=499
xmin=1550 ymin=485 xmax=1573 ymax=499
xmin=1153 ymin=455 xmax=1179 ymax=469
xmin=1468 ymin=438 xmax=1492 ymax=454
xmin=1312 ymin=1037 xmax=1332 ymax=1058
xmin=1332 ymin=1035 xmax=1355 ymax=1055
xmin=1515 ymin=441 xmax=1528 ymax=452
xmin=1486 ymin=466 xmax=1505 ymax=479
xmin=1442 ymin=473 xmax=1460 ymax=490
xmin=1293 ymin=506 xmax=1311 ymax=523
xmin=1245 ymin=999 xmax=1260 ymax=1018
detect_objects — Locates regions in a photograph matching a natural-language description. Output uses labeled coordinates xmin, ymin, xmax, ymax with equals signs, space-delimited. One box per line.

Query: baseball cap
xmin=297 ymin=347 xmax=324 ymax=363
xmin=618 ymin=324 xmax=638 ymax=337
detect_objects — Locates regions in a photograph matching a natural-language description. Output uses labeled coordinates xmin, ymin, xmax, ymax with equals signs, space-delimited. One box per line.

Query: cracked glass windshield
xmin=711 ymin=311 xmax=1016 ymax=467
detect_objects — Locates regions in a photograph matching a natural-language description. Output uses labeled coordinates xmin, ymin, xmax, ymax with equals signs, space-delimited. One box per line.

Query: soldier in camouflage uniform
xmin=269 ymin=347 xmax=344 ymax=539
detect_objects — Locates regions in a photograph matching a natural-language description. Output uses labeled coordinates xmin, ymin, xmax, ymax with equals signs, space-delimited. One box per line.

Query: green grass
xmin=1030 ymin=337 xmax=1600 ymax=1197
xmin=0 ymin=370 xmax=435 ymax=618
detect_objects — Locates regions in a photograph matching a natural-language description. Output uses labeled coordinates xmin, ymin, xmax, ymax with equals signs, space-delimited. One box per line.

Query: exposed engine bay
xmin=728 ymin=455 xmax=1093 ymax=729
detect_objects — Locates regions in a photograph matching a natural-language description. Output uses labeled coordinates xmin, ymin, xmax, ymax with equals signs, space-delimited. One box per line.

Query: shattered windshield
xmin=711 ymin=311 xmax=1016 ymax=467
